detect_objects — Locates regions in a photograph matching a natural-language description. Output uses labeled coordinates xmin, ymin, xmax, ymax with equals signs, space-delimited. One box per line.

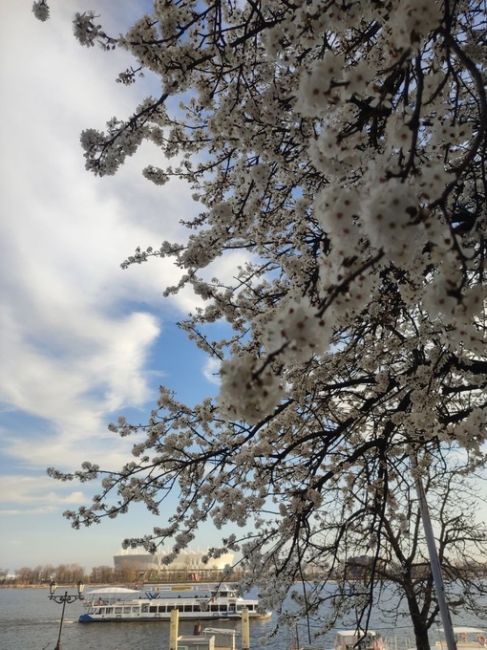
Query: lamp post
xmin=48 ymin=580 xmax=85 ymax=650
xmin=409 ymin=451 xmax=457 ymax=650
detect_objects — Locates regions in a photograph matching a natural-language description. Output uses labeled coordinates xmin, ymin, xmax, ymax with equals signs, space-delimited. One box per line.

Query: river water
xmin=1 ymin=586 xmax=486 ymax=650
xmin=2 ymin=587 xmax=278 ymax=650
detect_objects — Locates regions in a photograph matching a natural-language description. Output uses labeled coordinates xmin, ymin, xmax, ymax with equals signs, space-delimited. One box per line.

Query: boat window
xmin=132 ymin=606 xmax=140 ymax=613
xmin=114 ymin=607 xmax=122 ymax=615
xmin=105 ymin=607 xmax=113 ymax=614
xmin=123 ymin=607 xmax=131 ymax=614
xmin=167 ymin=605 xmax=174 ymax=611
xmin=149 ymin=606 xmax=157 ymax=613
xmin=210 ymin=605 xmax=219 ymax=612
xmin=94 ymin=608 xmax=102 ymax=615
xmin=141 ymin=604 xmax=149 ymax=613
xmin=183 ymin=605 xmax=193 ymax=612
xmin=158 ymin=605 xmax=166 ymax=613
xmin=219 ymin=605 xmax=228 ymax=612
xmin=177 ymin=604 xmax=184 ymax=612
xmin=194 ymin=604 xmax=201 ymax=612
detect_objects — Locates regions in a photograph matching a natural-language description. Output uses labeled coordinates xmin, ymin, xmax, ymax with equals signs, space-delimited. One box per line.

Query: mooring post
xmin=241 ymin=607 xmax=250 ymax=650
xmin=169 ymin=608 xmax=179 ymax=650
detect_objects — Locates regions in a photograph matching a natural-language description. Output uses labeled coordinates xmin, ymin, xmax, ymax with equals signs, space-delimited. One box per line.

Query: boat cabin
xmin=87 ymin=600 xmax=257 ymax=616
xmin=209 ymin=586 xmax=238 ymax=598
xmin=84 ymin=586 xmax=140 ymax=604
xmin=334 ymin=630 xmax=386 ymax=650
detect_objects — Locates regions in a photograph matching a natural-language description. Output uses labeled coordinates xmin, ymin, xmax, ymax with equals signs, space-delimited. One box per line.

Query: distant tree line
xmin=0 ymin=564 xmax=117 ymax=585
xmin=0 ymin=564 xmax=245 ymax=586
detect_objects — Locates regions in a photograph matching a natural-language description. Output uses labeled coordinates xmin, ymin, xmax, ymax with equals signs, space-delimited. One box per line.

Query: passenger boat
xmin=79 ymin=583 xmax=271 ymax=623
xmin=435 ymin=627 xmax=487 ymax=649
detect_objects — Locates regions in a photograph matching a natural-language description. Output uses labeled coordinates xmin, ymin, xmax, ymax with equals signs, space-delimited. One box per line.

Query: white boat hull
xmin=80 ymin=610 xmax=269 ymax=623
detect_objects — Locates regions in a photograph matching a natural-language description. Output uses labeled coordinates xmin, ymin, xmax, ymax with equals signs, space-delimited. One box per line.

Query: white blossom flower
xmin=344 ymin=60 xmax=374 ymax=97
xmin=296 ymin=52 xmax=345 ymax=117
xmin=314 ymin=186 xmax=361 ymax=248
xmin=218 ymin=352 xmax=284 ymax=424
xmin=263 ymin=296 xmax=332 ymax=363
xmin=362 ymin=178 xmax=426 ymax=266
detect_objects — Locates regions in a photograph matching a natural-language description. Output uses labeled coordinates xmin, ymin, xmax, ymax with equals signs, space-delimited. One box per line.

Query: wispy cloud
xmin=0 ymin=508 xmax=59 ymax=516
xmin=0 ymin=475 xmax=87 ymax=509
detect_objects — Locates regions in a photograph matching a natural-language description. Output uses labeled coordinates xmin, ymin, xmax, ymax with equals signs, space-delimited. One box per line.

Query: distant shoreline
xmin=0 ymin=583 xmax=116 ymax=590
xmin=0 ymin=584 xmax=49 ymax=589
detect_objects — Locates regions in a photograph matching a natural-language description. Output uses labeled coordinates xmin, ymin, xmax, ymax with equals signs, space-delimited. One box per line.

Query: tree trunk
xmin=408 ymin=597 xmax=431 ymax=650
xmin=412 ymin=624 xmax=432 ymax=650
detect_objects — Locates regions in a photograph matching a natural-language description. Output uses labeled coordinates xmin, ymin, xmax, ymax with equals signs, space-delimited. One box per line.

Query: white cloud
xmin=0 ymin=475 xmax=87 ymax=509
xmin=0 ymin=3 xmax=248 ymax=569
xmin=0 ymin=508 xmax=58 ymax=516
xmin=203 ymin=357 xmax=221 ymax=385
xmin=0 ymin=3 xmax=204 ymax=469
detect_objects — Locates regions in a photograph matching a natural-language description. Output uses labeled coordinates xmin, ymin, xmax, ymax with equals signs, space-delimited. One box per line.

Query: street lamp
xmin=48 ymin=580 xmax=85 ymax=650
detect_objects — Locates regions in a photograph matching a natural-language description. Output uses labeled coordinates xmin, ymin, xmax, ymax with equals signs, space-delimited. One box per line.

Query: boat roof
xmin=452 ymin=627 xmax=487 ymax=634
xmin=144 ymin=582 xmax=237 ymax=594
xmin=146 ymin=582 xmax=237 ymax=590
xmin=86 ymin=587 xmax=140 ymax=595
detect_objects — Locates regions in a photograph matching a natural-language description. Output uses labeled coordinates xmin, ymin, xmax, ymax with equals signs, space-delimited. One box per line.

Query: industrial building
xmin=113 ymin=548 xmax=235 ymax=581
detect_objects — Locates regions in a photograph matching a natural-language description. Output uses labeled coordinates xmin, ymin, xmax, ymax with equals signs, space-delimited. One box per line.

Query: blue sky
xmin=0 ymin=1 xmax=244 ymax=572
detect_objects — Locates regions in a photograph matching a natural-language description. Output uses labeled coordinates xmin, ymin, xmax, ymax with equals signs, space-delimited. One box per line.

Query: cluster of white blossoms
xmin=219 ymin=352 xmax=284 ymax=425
xmin=315 ymin=186 xmax=361 ymax=251
xmin=453 ymin=408 xmax=487 ymax=451
xmin=296 ymin=52 xmax=345 ymax=116
xmin=36 ymin=0 xmax=486 ymax=635
xmin=261 ymin=296 xmax=332 ymax=364
xmin=416 ymin=162 xmax=454 ymax=203
xmin=384 ymin=0 xmax=443 ymax=55
xmin=385 ymin=114 xmax=413 ymax=152
xmin=73 ymin=11 xmax=103 ymax=47
xmin=362 ymin=178 xmax=425 ymax=266
xmin=142 ymin=165 xmax=170 ymax=186
xmin=79 ymin=111 xmax=148 ymax=176
xmin=32 ymin=0 xmax=49 ymax=22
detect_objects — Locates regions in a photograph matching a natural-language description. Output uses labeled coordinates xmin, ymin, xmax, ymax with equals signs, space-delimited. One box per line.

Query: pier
xmin=170 ymin=608 xmax=250 ymax=650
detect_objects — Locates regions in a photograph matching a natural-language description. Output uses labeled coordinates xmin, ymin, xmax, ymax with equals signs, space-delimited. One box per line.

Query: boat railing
xmin=178 ymin=635 xmax=216 ymax=650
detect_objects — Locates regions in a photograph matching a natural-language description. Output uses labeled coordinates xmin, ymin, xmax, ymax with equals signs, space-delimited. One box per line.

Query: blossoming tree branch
xmin=34 ymin=0 xmax=486 ymax=641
